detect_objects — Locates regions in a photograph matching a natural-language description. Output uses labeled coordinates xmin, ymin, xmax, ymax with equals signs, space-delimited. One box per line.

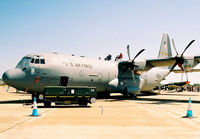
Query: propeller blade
xmin=185 ymin=72 xmax=189 ymax=82
xmin=169 ymin=61 xmax=178 ymax=72
xmin=120 ymin=45 xmax=145 ymax=77
xmin=181 ymin=73 xmax=183 ymax=81
xmin=121 ymin=48 xmax=145 ymax=77
xmin=127 ymin=45 xmax=131 ymax=60
xmin=172 ymin=39 xmax=178 ymax=55
xmin=131 ymin=70 xmax=136 ymax=83
xmin=120 ymin=66 xmax=130 ymax=76
xmin=182 ymin=64 xmax=189 ymax=81
xmin=181 ymin=40 xmax=195 ymax=56
xmin=133 ymin=49 xmax=145 ymax=61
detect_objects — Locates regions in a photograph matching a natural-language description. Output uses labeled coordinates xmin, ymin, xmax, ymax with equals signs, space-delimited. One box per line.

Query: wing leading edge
xmin=118 ymin=55 xmax=200 ymax=74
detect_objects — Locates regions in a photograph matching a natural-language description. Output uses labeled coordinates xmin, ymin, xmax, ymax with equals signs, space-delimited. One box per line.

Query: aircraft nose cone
xmin=2 ymin=68 xmax=26 ymax=87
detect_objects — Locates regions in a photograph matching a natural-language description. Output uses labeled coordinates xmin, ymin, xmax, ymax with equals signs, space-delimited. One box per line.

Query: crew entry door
xmin=60 ymin=76 xmax=69 ymax=86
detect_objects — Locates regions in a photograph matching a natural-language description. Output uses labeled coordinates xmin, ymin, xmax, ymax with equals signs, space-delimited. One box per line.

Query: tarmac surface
xmin=1 ymin=86 xmax=200 ymax=139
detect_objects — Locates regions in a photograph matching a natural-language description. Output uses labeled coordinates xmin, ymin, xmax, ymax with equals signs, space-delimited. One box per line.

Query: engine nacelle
xmin=182 ymin=55 xmax=197 ymax=71
xmin=108 ymin=78 xmax=119 ymax=89
xmin=134 ymin=60 xmax=146 ymax=71
xmin=107 ymin=77 xmax=142 ymax=95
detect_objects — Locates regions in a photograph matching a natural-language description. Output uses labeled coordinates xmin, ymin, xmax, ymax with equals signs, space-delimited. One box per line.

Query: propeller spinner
xmin=120 ymin=45 xmax=145 ymax=82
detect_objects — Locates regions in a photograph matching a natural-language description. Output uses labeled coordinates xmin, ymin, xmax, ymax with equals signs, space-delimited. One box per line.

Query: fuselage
xmin=2 ymin=53 xmax=169 ymax=94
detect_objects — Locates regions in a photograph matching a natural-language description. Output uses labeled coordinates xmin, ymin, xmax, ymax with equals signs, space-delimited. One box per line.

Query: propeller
xmin=120 ymin=45 xmax=145 ymax=82
xmin=181 ymin=72 xmax=183 ymax=81
xmin=127 ymin=45 xmax=131 ymax=60
xmin=170 ymin=39 xmax=195 ymax=82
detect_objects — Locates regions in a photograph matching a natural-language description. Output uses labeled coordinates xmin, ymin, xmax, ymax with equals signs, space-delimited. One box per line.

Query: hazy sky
xmin=1 ymin=0 xmax=200 ymax=84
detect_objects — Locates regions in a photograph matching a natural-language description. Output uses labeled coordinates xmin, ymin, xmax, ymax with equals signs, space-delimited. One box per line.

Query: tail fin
xmin=158 ymin=33 xmax=172 ymax=58
xmin=158 ymin=33 xmax=172 ymax=69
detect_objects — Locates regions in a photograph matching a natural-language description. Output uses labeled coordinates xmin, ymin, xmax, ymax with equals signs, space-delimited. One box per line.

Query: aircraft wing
xmin=172 ymin=69 xmax=200 ymax=73
xmin=146 ymin=55 xmax=200 ymax=68
xmin=118 ymin=57 xmax=176 ymax=76
xmin=118 ymin=55 xmax=200 ymax=73
xmin=146 ymin=57 xmax=176 ymax=67
xmin=194 ymin=56 xmax=200 ymax=62
xmin=118 ymin=57 xmax=176 ymax=67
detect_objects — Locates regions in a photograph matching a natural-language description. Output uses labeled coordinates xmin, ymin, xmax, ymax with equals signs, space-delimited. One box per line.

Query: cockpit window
xmin=16 ymin=56 xmax=46 ymax=70
xmin=30 ymin=58 xmax=45 ymax=64
xmin=16 ymin=57 xmax=32 ymax=68
xmin=31 ymin=58 xmax=35 ymax=63
xmin=35 ymin=59 xmax=40 ymax=64
xmin=41 ymin=59 xmax=45 ymax=64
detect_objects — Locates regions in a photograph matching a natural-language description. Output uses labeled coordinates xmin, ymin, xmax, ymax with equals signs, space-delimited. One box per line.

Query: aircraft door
xmin=98 ymin=73 xmax=103 ymax=81
xmin=60 ymin=76 xmax=69 ymax=86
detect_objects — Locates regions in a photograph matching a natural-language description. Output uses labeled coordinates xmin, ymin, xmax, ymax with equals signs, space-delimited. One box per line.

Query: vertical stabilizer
xmin=158 ymin=33 xmax=172 ymax=69
xmin=158 ymin=33 xmax=172 ymax=58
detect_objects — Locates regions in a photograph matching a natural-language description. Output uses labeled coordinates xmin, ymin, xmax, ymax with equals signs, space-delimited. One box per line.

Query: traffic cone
xmin=32 ymin=97 xmax=39 ymax=116
xmin=186 ymin=97 xmax=193 ymax=118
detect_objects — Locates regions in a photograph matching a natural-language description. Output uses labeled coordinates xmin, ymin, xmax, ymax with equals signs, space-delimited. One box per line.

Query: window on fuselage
xmin=31 ymin=58 xmax=35 ymax=63
xmin=35 ymin=59 xmax=39 ymax=64
xmin=30 ymin=57 xmax=45 ymax=64
xmin=41 ymin=59 xmax=45 ymax=64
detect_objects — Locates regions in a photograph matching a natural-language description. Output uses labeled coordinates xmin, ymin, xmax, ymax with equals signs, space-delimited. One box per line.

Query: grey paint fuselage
xmin=2 ymin=53 xmax=169 ymax=94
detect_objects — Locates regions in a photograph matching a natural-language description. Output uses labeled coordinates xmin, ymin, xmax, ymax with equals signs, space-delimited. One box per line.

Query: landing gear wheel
xmin=122 ymin=87 xmax=137 ymax=98
xmin=97 ymin=92 xmax=110 ymax=99
xmin=122 ymin=93 xmax=128 ymax=98
xmin=78 ymin=99 xmax=88 ymax=106
xmin=44 ymin=101 xmax=51 ymax=107
xmin=122 ymin=88 xmax=128 ymax=98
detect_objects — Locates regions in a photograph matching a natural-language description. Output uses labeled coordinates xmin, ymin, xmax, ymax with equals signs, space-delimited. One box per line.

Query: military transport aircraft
xmin=2 ymin=33 xmax=200 ymax=101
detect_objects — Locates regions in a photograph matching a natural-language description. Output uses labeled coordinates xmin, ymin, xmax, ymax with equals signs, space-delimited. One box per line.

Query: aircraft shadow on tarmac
xmin=37 ymin=105 xmax=91 ymax=108
xmin=0 ymin=99 xmax=32 ymax=104
xmin=0 ymin=99 xmax=91 ymax=108
xmin=0 ymin=100 xmax=91 ymax=108
xmin=1 ymin=94 xmax=200 ymax=106
xmin=105 ymin=95 xmax=200 ymax=105
xmin=159 ymin=93 xmax=199 ymax=97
